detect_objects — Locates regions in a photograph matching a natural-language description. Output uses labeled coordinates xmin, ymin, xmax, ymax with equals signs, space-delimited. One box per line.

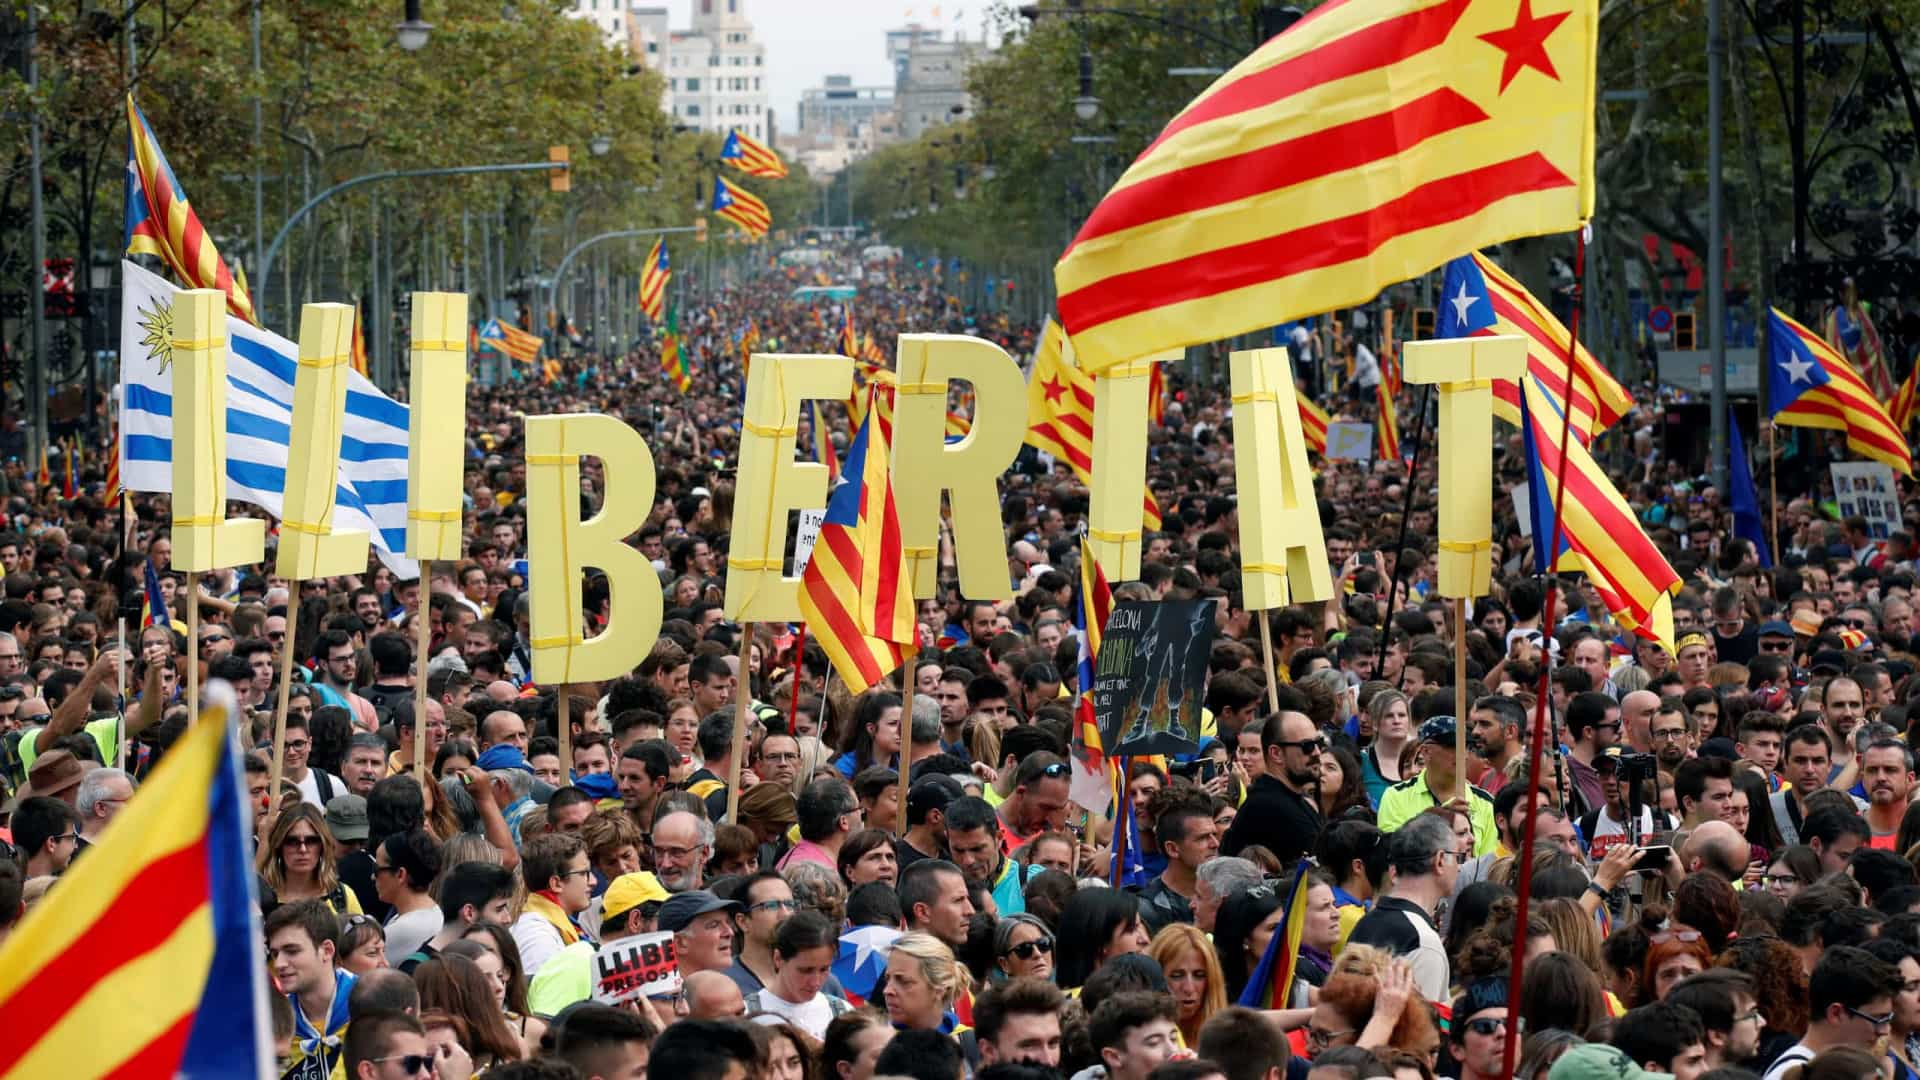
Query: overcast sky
xmin=650 ymin=0 xmax=1000 ymax=131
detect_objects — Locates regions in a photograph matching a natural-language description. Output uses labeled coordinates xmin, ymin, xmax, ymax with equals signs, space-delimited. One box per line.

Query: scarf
xmin=291 ymin=968 xmax=356 ymax=1059
xmin=525 ymin=891 xmax=583 ymax=947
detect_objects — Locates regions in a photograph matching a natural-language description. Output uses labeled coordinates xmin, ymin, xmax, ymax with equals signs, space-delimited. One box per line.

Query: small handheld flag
xmin=141 ymin=559 xmax=170 ymax=629
xmin=1235 ymin=861 xmax=1313 ymax=1009
xmin=1768 ymin=306 xmax=1913 ymax=475
xmin=639 ymin=239 xmax=670 ymax=323
xmin=1727 ymin=408 xmax=1773 ymax=569
xmin=1069 ymin=536 xmax=1114 ymax=813
xmin=661 ymin=306 xmax=692 ymax=393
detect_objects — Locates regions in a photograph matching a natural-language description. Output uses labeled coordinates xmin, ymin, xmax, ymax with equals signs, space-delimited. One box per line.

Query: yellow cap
xmin=602 ymin=871 xmax=671 ymax=924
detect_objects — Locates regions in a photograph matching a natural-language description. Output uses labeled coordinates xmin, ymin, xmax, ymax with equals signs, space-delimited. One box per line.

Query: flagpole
xmin=186 ymin=571 xmax=201 ymax=729
xmin=1256 ymin=613 xmax=1282 ymax=714
xmin=115 ymin=616 xmax=129 ymax=770
xmin=788 ymin=625 xmax=807 ymax=735
xmin=727 ymin=627 xmax=754 ymax=824
xmin=558 ymin=691 xmax=572 ymax=783
xmin=1374 ymin=383 xmax=1436 ymax=679
xmin=1502 ymin=229 xmax=1589 ymax=1079
xmin=270 ymin=587 xmax=301 ymax=802
xmin=413 ymin=563 xmax=432 ymax=782
xmin=1454 ymin=596 xmax=1469 ymax=802
xmin=1767 ymin=421 xmax=1779 ymax=558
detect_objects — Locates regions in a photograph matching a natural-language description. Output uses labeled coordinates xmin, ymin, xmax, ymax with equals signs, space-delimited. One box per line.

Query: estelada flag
xmin=124 ymin=96 xmax=259 ymax=326
xmin=1376 ymin=381 xmax=1400 ymax=461
xmin=1054 ymin=0 xmax=1598 ymax=373
xmin=1025 ymin=319 xmax=1165 ymax=529
xmin=1299 ymin=393 xmax=1331 ymax=454
xmin=712 ymin=175 xmax=772 ymax=240
xmin=0 ymin=687 xmax=273 ymax=1077
xmin=1769 ymin=307 xmax=1913 ymax=475
xmin=1069 ymin=535 xmax=1115 ymax=812
xmin=1891 ymin=361 xmax=1918 ymax=435
xmin=639 ymin=239 xmax=670 ymax=323
xmin=720 ymin=128 xmax=790 ymax=179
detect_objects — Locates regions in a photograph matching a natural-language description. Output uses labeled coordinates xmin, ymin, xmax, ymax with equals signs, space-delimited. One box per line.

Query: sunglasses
xmin=1275 ymin=736 xmax=1328 ymax=753
xmin=1464 ymin=1017 xmax=1507 ymax=1037
xmin=1004 ymin=936 xmax=1055 ymax=960
xmin=283 ymin=835 xmax=323 ymax=849
xmin=1650 ymin=930 xmax=1702 ymax=945
xmin=370 ymin=1054 xmax=434 ymax=1076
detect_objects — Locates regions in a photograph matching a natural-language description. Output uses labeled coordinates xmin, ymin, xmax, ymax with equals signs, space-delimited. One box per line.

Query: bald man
xmin=486 ymin=681 xmax=519 ymax=705
xmin=1619 ymin=691 xmax=1661 ymax=754
xmin=684 ymin=969 xmax=745 ymax=1020
xmin=479 ymin=710 xmax=529 ymax=755
xmin=1681 ymin=820 xmax=1750 ymax=883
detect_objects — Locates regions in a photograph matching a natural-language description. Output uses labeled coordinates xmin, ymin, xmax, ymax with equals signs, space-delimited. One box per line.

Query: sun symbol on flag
xmin=136 ymin=295 xmax=176 ymax=375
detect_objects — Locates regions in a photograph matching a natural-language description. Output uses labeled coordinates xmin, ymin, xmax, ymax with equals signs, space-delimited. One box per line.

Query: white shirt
xmin=294 ymin=768 xmax=344 ymax=808
xmin=745 ymin=988 xmax=844 ymax=1040
xmin=384 ymin=907 xmax=443 ymax=964
xmin=512 ymin=910 xmax=566 ymax=977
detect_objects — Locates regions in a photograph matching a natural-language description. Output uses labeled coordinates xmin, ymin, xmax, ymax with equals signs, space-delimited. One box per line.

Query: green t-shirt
xmin=20 ymin=716 xmax=122 ymax=772
xmin=526 ymin=939 xmax=598 ymax=1017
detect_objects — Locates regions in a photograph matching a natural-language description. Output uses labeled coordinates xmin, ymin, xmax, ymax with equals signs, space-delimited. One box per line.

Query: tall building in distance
xmin=893 ymin=23 xmax=986 ymax=140
xmin=628 ymin=0 xmax=773 ymax=142
xmin=566 ymin=0 xmax=631 ymax=49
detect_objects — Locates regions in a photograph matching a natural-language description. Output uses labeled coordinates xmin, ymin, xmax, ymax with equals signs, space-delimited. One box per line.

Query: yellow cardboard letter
xmin=1402 ymin=336 xmax=1528 ymax=597
xmin=1228 ymin=348 xmax=1332 ymax=608
xmin=170 ymin=289 xmax=265 ymax=573
xmin=525 ymin=414 xmax=662 ymax=684
xmin=1087 ymin=350 xmax=1176 ymax=582
xmin=891 ymin=334 xmax=1026 ymax=599
xmin=407 ymin=292 xmax=471 ymax=561
xmin=275 ymin=302 xmax=371 ymax=579
xmin=725 ymin=353 xmax=853 ymax=620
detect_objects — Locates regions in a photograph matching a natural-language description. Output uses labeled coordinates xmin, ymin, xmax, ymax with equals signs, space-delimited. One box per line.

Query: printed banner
xmin=594 ymin=931 xmax=681 ymax=1005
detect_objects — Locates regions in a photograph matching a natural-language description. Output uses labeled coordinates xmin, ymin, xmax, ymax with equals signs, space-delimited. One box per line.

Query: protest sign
xmin=594 ymin=931 xmax=681 ymax=1005
xmin=1092 ymin=599 xmax=1217 ymax=758
xmin=1326 ymin=421 xmax=1374 ymax=461
xmin=1832 ymin=462 xmax=1899 ymax=539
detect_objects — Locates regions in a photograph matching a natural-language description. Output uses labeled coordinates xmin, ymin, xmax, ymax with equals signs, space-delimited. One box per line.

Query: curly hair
xmin=1717 ymin=934 xmax=1810 ymax=1038
xmin=1671 ymin=873 xmax=1742 ymax=953
xmin=1318 ymin=971 xmax=1439 ymax=1055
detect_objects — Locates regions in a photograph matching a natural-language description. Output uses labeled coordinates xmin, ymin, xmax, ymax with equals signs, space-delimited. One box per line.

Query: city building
xmin=783 ymin=74 xmax=897 ymax=177
xmin=892 ymin=26 xmax=988 ymax=141
xmin=566 ymin=0 xmax=630 ymax=50
xmin=629 ymin=0 xmax=773 ymax=142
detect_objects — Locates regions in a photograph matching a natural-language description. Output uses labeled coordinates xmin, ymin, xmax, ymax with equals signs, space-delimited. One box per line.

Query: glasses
xmin=1845 ymin=618 xmax=1872 ymax=629
xmin=1306 ymin=1026 xmax=1356 ymax=1050
xmin=201 ymin=634 xmax=230 ymax=646
xmin=370 ymin=1054 xmax=434 ymax=1076
xmin=373 ymin=863 xmax=398 ymax=877
xmin=1846 ymin=1006 xmax=1895 ymax=1030
xmin=56 ymin=830 xmax=82 ymax=845
xmin=1650 ymin=930 xmax=1702 ymax=945
xmin=1004 ymin=936 xmax=1055 ymax=960
xmin=285 ymin=738 xmax=310 ymax=751
xmin=283 ymin=835 xmax=323 ymax=850
xmin=557 ymin=867 xmax=594 ymax=881
xmin=1593 ymin=721 xmax=1621 ymax=732
xmin=749 ymin=898 xmax=799 ymax=914
xmin=1759 ymin=640 xmax=1793 ymax=653
xmin=1276 ymin=735 xmax=1328 ymax=754
xmin=652 ymin=843 xmax=702 ymax=861
xmin=1734 ymin=1009 xmax=1766 ymax=1025
xmin=1464 ymin=1018 xmax=1507 ymax=1037
xmin=1651 ymin=729 xmax=1689 ymax=741
xmin=1764 ymin=874 xmax=1800 ymax=890
xmin=327 ymin=654 xmax=356 ymax=665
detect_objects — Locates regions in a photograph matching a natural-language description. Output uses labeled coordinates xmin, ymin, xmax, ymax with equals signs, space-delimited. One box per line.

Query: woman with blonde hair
xmin=1362 ymin=690 xmax=1414 ymax=804
xmin=1533 ymin=897 xmax=1604 ymax=974
xmin=1147 ymin=924 xmax=1226 ymax=1047
xmin=259 ymin=802 xmax=361 ymax=914
xmin=882 ymin=932 xmax=974 ymax=1034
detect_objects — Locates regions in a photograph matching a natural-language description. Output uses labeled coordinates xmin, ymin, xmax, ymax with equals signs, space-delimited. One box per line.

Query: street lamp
xmin=396 ymin=0 xmax=431 ymax=50
xmin=590 ymin=134 xmax=613 ymax=156
xmin=1073 ymin=47 xmax=1098 ymax=121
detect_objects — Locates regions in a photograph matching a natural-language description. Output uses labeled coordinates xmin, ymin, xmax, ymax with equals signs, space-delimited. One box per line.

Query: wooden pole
xmin=1256 ymin=611 xmax=1282 ymax=714
xmin=412 ymin=565 xmax=432 ymax=781
xmin=557 ymin=691 xmax=573 ymax=783
xmin=726 ymin=627 xmax=754 ymax=823
xmin=270 ymin=587 xmax=302 ymax=803
xmin=186 ymin=571 xmax=201 ymax=728
xmin=1454 ymin=596 xmax=1470 ymax=802
xmin=115 ymin=617 xmax=129 ymax=770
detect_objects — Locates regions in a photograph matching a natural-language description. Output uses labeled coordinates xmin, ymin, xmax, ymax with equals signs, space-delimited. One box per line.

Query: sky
xmin=650 ymin=0 xmax=999 ymax=132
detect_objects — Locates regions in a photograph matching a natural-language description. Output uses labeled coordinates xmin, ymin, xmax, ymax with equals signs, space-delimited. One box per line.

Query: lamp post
xmin=396 ymin=0 xmax=432 ymax=51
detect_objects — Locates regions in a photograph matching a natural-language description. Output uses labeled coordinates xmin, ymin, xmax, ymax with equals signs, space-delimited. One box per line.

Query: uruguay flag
xmin=119 ymin=260 xmax=416 ymax=574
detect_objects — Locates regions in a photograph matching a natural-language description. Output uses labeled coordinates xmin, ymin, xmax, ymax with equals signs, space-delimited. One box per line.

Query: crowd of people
xmin=2 ymin=243 xmax=1918 ymax=1080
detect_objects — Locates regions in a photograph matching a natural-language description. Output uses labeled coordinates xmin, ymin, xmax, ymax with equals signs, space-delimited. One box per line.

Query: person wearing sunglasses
xmin=1447 ymin=976 xmax=1512 ymax=1080
xmin=1761 ymin=945 xmax=1905 ymax=1080
xmin=343 ymin=1011 xmax=439 ymax=1080
xmin=994 ymin=914 xmax=1056 ymax=983
xmin=1220 ymin=710 xmax=1325 ymax=866
xmin=11 ymin=795 xmax=82 ymax=879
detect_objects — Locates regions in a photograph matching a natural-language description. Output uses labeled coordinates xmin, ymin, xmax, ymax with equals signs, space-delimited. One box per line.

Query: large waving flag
xmin=639 ymin=239 xmax=670 ymax=323
xmin=478 ymin=317 xmax=543 ymax=364
xmin=661 ymin=306 xmax=692 ymax=393
xmin=1440 ymin=252 xmax=1631 ymax=441
xmin=720 ymin=128 xmax=790 ymax=179
xmin=1769 ymin=307 xmax=1912 ymax=475
xmin=798 ymin=386 xmax=917 ymax=694
xmin=1520 ymin=372 xmax=1680 ymax=646
xmin=1024 ymin=319 xmax=1164 ymax=529
xmin=1236 ymin=862 xmax=1312 ymax=1009
xmin=0 ymin=687 xmax=272 ymax=1077
xmin=712 ymin=175 xmax=772 ymax=240
xmin=119 ymin=259 xmax=416 ymax=574
xmin=1070 ymin=536 xmax=1115 ymax=812
xmin=124 ymin=97 xmax=258 ymax=326
xmin=1053 ymin=0 xmax=1598 ymax=372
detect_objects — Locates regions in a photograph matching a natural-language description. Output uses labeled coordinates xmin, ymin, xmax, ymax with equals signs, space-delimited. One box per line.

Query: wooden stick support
xmin=1257 ymin=612 xmax=1282 ymax=714
xmin=115 ymin=617 xmax=129 ymax=771
xmin=270 ymin=587 xmax=302 ymax=803
xmin=558 ymin=690 xmax=572 ymax=783
xmin=726 ymin=627 xmax=754 ymax=823
xmin=412 ymin=563 xmax=432 ymax=782
xmin=187 ymin=571 xmax=201 ymax=728
xmin=1455 ymin=596 xmax=1470 ymax=802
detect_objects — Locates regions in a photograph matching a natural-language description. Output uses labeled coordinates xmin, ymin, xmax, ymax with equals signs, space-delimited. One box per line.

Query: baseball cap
xmin=658 ymin=890 xmax=740 ymax=934
xmin=1418 ymin=715 xmax=1457 ymax=744
xmin=1548 ymin=1044 xmax=1673 ymax=1080
xmin=1757 ymin=620 xmax=1794 ymax=639
xmin=603 ymin=872 xmax=671 ymax=925
xmin=324 ymin=794 xmax=369 ymax=842
xmin=907 ymin=774 xmax=965 ymax=819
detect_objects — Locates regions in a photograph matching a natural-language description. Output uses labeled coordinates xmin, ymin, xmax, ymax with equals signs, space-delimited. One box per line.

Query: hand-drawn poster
xmin=1093 ymin=600 xmax=1216 ymax=758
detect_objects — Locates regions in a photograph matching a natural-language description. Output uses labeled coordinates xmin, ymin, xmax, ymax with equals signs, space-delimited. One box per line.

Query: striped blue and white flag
xmin=118 ymin=259 xmax=418 ymax=574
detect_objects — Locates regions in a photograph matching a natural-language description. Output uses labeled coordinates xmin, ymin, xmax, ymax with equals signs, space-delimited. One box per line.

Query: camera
xmin=1613 ymin=752 xmax=1658 ymax=786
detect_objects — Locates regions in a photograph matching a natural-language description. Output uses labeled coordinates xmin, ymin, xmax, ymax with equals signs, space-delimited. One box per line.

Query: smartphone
xmin=1199 ymin=759 xmax=1221 ymax=785
xmin=1634 ymin=844 xmax=1672 ymax=873
xmin=1357 ymin=552 xmax=1377 ymax=567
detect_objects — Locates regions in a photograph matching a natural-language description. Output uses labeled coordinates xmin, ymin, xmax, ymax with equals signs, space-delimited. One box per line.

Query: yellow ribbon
xmin=281 ymin=519 xmax=328 ymax=535
xmin=897 ymin=381 xmax=947 ymax=395
xmin=410 ymin=340 xmax=464 ymax=352
xmin=1231 ymin=390 xmax=1278 ymax=405
xmin=172 ymin=337 xmax=227 ymax=351
xmin=743 ymin=420 xmax=797 ymax=438
xmin=408 ymin=509 xmax=461 ymax=522
xmin=728 ymin=556 xmax=780 ymax=572
xmin=172 ymin=514 xmax=218 ymax=527
xmin=1242 ymin=562 xmax=1289 ymax=575
xmin=1438 ymin=539 xmax=1493 ymax=553
xmin=297 ymin=352 xmax=349 ymax=369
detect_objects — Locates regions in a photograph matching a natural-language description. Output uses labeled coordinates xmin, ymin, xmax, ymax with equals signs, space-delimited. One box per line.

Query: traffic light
xmin=1675 ymin=311 xmax=1696 ymax=350
xmin=694 ymin=216 xmax=708 ymax=245
xmin=548 ymin=145 xmax=571 ymax=193
xmin=1413 ymin=307 xmax=1435 ymax=340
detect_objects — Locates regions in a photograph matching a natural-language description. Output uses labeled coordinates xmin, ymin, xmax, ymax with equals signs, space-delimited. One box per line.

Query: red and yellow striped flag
xmin=639 ymin=239 xmax=670 ymax=323
xmin=1025 ymin=319 xmax=1163 ymax=529
xmin=1054 ymin=0 xmax=1598 ymax=373
xmin=351 ymin=303 xmax=370 ymax=377
xmin=1299 ymin=393 xmax=1331 ymax=455
xmin=1376 ymin=380 xmax=1400 ymax=461
xmin=103 ymin=430 xmax=122 ymax=506
xmin=720 ymin=129 xmax=790 ymax=179
xmin=712 ymin=175 xmax=772 ymax=239
xmin=1891 ymin=360 xmax=1918 ymax=435
xmin=124 ymin=97 xmax=258 ymax=325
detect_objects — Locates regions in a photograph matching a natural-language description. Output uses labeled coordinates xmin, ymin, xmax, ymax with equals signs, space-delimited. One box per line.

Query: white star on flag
xmin=1782 ymin=354 xmax=1815 ymax=384
xmin=1449 ymin=280 xmax=1479 ymax=328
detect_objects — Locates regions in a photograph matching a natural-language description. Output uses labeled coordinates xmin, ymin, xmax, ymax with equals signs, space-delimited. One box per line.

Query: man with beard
xmin=1823 ymin=675 xmax=1868 ymax=786
xmin=1220 ymin=710 xmax=1323 ymax=865
xmin=1377 ymin=716 xmax=1498 ymax=857
xmin=1666 ymin=970 xmax=1766 ymax=1072
xmin=1467 ymin=695 xmax=1523 ymax=789
xmin=1651 ymin=701 xmax=1693 ymax=773
xmin=650 ymin=809 xmax=710 ymax=892
xmin=1860 ymin=738 xmax=1914 ymax=849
